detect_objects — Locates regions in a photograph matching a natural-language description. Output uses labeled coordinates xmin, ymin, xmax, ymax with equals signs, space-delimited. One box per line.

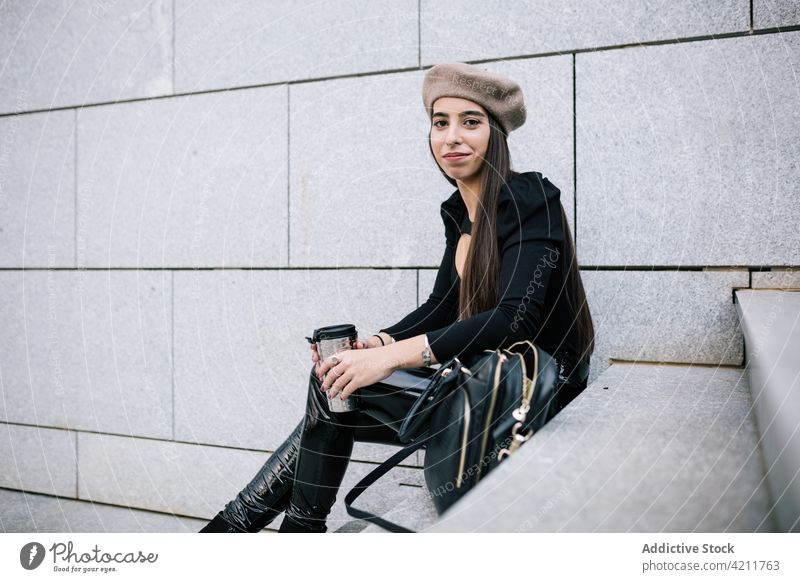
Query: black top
xmin=461 ymin=213 xmax=472 ymax=235
xmin=380 ymin=171 xmax=580 ymax=363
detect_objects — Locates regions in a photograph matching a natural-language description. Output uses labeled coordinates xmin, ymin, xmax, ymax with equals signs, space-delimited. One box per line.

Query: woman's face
xmin=429 ymin=97 xmax=491 ymax=181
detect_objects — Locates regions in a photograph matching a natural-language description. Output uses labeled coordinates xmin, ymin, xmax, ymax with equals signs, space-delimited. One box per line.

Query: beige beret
xmin=422 ymin=62 xmax=527 ymax=134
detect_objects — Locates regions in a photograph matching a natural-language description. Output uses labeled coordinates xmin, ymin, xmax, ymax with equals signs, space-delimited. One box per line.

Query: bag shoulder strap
xmin=344 ymin=430 xmax=435 ymax=533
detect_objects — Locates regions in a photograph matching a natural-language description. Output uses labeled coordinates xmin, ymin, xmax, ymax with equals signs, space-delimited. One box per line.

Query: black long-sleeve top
xmin=379 ymin=170 xmax=579 ymax=363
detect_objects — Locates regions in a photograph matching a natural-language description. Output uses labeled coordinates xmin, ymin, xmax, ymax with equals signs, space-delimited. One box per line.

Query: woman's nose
xmin=445 ymin=128 xmax=462 ymax=145
xmin=443 ymin=121 xmax=462 ymax=144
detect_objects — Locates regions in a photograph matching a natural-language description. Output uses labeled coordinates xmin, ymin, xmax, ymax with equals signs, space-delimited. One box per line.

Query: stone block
xmin=0 ymin=111 xmax=75 ymax=268
xmin=174 ymin=0 xmax=418 ymax=93
xmin=0 ymin=0 xmax=171 ymax=113
xmin=0 ymin=271 xmax=172 ymax=438
xmin=0 ymin=423 xmax=76 ymax=497
xmin=421 ymin=0 xmax=749 ymax=64
xmin=77 ymin=86 xmax=288 ymax=267
xmin=577 ymin=32 xmax=800 ymax=266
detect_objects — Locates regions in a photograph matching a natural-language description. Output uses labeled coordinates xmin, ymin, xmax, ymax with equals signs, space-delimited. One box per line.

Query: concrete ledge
xmin=360 ymin=486 xmax=440 ymax=533
xmin=735 ymin=289 xmax=800 ymax=532
xmin=0 ymin=488 xmax=209 ymax=534
xmin=751 ymin=269 xmax=800 ymax=290
xmin=423 ymin=362 xmax=775 ymax=532
xmin=581 ymin=270 xmax=748 ymax=385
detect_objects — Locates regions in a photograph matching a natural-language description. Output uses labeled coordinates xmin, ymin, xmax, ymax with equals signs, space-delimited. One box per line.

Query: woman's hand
xmin=317 ymin=346 xmax=396 ymax=401
xmin=354 ymin=336 xmax=382 ymax=349
xmin=310 ymin=336 xmax=378 ymax=377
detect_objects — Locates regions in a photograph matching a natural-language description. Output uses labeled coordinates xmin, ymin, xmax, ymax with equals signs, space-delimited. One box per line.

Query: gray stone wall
xmin=1 ymin=1 xmax=797 ymax=518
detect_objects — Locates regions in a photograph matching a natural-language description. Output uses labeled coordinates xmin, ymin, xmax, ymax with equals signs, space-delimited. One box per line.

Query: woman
xmin=199 ymin=62 xmax=595 ymax=533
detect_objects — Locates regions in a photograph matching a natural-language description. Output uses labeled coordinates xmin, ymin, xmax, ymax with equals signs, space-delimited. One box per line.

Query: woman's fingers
xmin=328 ymin=375 xmax=346 ymax=398
xmin=325 ymin=361 xmax=346 ymax=395
xmin=311 ymin=345 xmax=322 ymax=380
xmin=335 ymin=377 xmax=360 ymax=400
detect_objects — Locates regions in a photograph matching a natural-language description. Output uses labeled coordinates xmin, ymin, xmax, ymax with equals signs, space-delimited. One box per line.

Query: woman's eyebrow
xmin=432 ymin=110 xmax=487 ymax=119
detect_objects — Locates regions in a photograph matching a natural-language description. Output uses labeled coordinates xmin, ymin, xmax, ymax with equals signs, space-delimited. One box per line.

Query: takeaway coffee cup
xmin=305 ymin=324 xmax=359 ymax=413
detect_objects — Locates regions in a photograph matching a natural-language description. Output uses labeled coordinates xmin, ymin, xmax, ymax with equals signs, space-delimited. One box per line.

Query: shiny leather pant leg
xmin=277 ymin=374 xmax=354 ymax=533
xmin=198 ymin=417 xmax=304 ymax=533
xmin=278 ymin=365 xmax=436 ymax=533
xmin=220 ymin=417 xmax=304 ymax=532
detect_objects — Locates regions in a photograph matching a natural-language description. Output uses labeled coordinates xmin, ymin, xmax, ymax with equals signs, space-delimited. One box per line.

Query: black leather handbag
xmin=344 ymin=339 xmax=560 ymax=532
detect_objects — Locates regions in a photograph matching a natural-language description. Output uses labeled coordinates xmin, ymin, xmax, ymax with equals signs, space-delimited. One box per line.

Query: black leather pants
xmin=200 ymin=363 xmax=436 ymax=533
xmin=200 ymin=351 xmax=589 ymax=533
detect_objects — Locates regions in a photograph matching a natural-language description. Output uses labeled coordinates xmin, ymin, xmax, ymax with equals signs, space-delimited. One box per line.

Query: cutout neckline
xmin=455 ymin=213 xmax=472 ymax=280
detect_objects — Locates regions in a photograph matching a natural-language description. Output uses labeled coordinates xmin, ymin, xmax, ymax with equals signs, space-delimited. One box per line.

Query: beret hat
xmin=422 ymin=62 xmax=527 ymax=134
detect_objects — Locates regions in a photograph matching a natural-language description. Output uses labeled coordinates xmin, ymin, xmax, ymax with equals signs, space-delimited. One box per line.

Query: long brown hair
xmin=427 ymin=112 xmax=595 ymax=359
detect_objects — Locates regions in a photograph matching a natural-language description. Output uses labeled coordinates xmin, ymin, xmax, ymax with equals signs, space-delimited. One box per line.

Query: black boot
xmin=198 ymin=417 xmax=304 ymax=533
xmin=278 ymin=375 xmax=357 ymax=533
xmin=199 ymin=510 xmax=247 ymax=533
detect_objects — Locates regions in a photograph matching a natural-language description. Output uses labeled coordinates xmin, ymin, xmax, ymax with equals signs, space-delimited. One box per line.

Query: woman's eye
xmin=433 ymin=119 xmax=479 ymax=128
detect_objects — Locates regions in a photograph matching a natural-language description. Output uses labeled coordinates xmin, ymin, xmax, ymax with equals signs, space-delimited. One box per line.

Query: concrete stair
xmin=426 ymin=362 xmax=775 ymax=532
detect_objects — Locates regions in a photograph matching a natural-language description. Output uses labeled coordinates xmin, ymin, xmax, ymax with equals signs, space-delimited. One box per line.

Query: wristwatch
xmin=421 ymin=334 xmax=432 ymax=366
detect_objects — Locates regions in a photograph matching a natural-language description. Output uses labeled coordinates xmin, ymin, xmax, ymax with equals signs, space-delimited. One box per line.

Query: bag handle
xmin=396 ymin=358 xmax=462 ymax=444
xmin=505 ymin=338 xmax=536 ymax=352
xmin=344 ymin=359 xmax=467 ymax=531
xmin=344 ymin=430 xmax=435 ymax=533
